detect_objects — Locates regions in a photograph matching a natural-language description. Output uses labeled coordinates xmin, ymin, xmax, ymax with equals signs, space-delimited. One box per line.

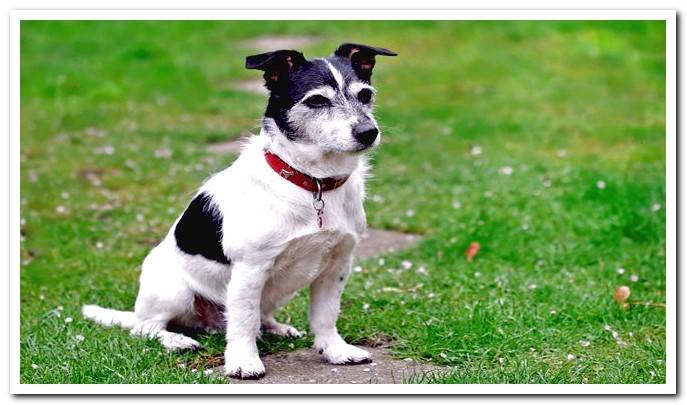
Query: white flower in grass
xmin=378 ymin=258 xmax=385 ymax=266
xmin=556 ymin=149 xmax=567 ymax=158
xmin=596 ymin=180 xmax=606 ymax=189
xmin=136 ymin=213 xmax=144 ymax=222
xmin=630 ymin=274 xmax=639 ymax=282
xmin=498 ymin=166 xmax=513 ymax=176
xmin=362 ymin=303 xmax=370 ymax=312
xmin=470 ymin=145 xmax=483 ymax=156
xmin=580 ymin=340 xmax=591 ymax=347
xmin=417 ymin=266 xmax=427 ymax=275
xmin=616 ymin=268 xmax=625 ymax=275
xmin=203 ymin=369 xmax=214 ymax=375
xmin=93 ymin=145 xmax=115 ymax=155
xmin=125 ymin=159 xmax=137 ymax=169
xmin=401 ymin=260 xmax=413 ymax=270
xmin=61 ymin=192 xmax=70 ymax=199
xmin=405 ymin=209 xmax=415 ymax=217
xmin=64 ymin=317 xmax=73 ymax=324
xmin=353 ymin=266 xmax=363 ymax=273
xmin=75 ymin=334 xmax=85 ymax=342
xmin=452 ymin=201 xmax=462 ymax=209
xmin=96 ymin=241 xmax=104 ymax=249
xmin=567 ymin=354 xmax=576 ymax=361
xmin=55 ymin=205 xmax=68 ymax=215
xmin=498 ymin=357 xmax=504 ymax=364
xmin=371 ymin=194 xmax=385 ymax=203
xmin=651 ymin=203 xmax=661 ymax=212
xmin=32 ymin=363 xmax=39 ymax=369
xmin=527 ymin=283 xmax=537 ymax=290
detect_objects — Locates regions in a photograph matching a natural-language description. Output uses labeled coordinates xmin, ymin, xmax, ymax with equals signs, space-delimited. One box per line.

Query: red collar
xmin=264 ymin=151 xmax=349 ymax=193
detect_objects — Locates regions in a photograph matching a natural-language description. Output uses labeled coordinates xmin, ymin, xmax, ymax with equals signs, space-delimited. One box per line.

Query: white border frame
xmin=9 ymin=9 xmax=676 ymax=395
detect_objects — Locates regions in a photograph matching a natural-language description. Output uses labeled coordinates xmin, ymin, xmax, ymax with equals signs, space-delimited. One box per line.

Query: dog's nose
xmin=353 ymin=124 xmax=379 ymax=146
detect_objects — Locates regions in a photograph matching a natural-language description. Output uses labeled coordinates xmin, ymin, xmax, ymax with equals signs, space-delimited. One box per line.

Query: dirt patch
xmin=202 ymin=346 xmax=447 ymax=384
xmin=355 ymin=228 xmax=422 ymax=260
xmin=241 ymin=35 xmax=321 ymax=52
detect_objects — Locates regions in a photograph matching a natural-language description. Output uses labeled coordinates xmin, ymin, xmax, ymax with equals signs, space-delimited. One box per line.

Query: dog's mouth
xmin=353 ymin=144 xmax=374 ymax=152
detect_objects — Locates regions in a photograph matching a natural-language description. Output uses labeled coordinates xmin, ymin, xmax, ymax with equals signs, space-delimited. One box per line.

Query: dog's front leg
xmin=223 ymin=261 xmax=270 ymax=380
xmin=310 ymin=241 xmax=372 ymax=365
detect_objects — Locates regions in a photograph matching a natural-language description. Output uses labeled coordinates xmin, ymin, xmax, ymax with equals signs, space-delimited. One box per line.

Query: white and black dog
xmin=83 ymin=43 xmax=396 ymax=380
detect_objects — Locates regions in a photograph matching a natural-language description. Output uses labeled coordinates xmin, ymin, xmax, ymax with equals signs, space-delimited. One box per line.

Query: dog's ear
xmin=245 ymin=50 xmax=307 ymax=91
xmin=334 ymin=43 xmax=397 ymax=82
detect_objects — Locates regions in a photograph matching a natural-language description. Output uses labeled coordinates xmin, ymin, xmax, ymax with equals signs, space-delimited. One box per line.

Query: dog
xmin=82 ymin=43 xmax=396 ymax=380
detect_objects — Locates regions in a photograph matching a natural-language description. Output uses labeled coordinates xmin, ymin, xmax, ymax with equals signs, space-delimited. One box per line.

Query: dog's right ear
xmin=245 ymin=50 xmax=306 ymax=91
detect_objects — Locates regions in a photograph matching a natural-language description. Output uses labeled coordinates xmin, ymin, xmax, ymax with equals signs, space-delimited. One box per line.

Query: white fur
xmin=83 ymin=122 xmax=373 ymax=379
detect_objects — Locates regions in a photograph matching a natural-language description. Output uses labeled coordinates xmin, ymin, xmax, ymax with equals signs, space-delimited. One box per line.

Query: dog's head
xmin=246 ymin=43 xmax=397 ymax=154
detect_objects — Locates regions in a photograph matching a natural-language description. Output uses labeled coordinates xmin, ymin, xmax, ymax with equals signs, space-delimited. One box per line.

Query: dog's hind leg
xmin=260 ymin=281 xmax=304 ymax=338
xmin=131 ymin=292 xmax=203 ymax=351
xmin=129 ymin=243 xmax=204 ymax=351
xmin=130 ymin=320 xmax=202 ymax=351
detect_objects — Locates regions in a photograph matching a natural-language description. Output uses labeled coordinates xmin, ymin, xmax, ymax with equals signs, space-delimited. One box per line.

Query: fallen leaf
xmin=614 ymin=285 xmax=631 ymax=309
xmin=465 ymin=242 xmax=481 ymax=262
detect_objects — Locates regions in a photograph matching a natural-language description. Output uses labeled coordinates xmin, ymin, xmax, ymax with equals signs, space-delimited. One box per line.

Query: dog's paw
xmin=160 ymin=333 xmax=203 ymax=352
xmin=319 ymin=343 xmax=372 ymax=365
xmin=224 ymin=354 xmax=266 ymax=380
xmin=262 ymin=321 xmax=304 ymax=338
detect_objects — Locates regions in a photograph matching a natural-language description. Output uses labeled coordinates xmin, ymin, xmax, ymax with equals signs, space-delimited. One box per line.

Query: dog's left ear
xmin=245 ymin=50 xmax=307 ymax=91
xmin=334 ymin=43 xmax=397 ymax=82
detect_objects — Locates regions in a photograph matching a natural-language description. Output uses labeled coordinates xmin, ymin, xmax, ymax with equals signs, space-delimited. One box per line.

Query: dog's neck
xmin=260 ymin=119 xmax=364 ymax=179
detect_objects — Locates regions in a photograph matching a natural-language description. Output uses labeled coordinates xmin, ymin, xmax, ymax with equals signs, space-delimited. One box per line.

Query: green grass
xmin=20 ymin=20 xmax=666 ymax=384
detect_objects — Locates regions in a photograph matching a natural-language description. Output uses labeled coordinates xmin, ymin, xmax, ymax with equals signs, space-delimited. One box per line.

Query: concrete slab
xmin=227 ymin=79 xmax=268 ymax=95
xmin=241 ymin=35 xmax=321 ymax=52
xmin=355 ymin=228 xmax=422 ymax=260
xmin=206 ymin=138 xmax=247 ymax=154
xmin=200 ymin=346 xmax=447 ymax=384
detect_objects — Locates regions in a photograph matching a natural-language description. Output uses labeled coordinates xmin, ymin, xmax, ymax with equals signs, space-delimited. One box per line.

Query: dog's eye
xmin=303 ymin=95 xmax=331 ymax=108
xmin=357 ymin=88 xmax=373 ymax=104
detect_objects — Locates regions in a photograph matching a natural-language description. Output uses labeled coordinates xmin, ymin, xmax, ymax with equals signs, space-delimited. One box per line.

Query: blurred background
xmin=20 ymin=21 xmax=666 ymax=384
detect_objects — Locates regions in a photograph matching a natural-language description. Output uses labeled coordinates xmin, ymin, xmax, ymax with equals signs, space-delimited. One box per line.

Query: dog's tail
xmin=82 ymin=304 xmax=138 ymax=330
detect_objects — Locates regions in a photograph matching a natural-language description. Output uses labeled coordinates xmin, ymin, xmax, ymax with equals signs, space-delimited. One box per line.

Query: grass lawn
xmin=19 ymin=20 xmax=666 ymax=384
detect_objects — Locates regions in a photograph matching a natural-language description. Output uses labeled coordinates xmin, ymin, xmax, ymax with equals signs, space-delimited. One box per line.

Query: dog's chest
xmin=268 ymin=230 xmax=354 ymax=285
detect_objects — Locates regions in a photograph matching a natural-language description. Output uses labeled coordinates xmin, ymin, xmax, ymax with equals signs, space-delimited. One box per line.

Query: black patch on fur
xmin=174 ymin=192 xmax=231 ymax=264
